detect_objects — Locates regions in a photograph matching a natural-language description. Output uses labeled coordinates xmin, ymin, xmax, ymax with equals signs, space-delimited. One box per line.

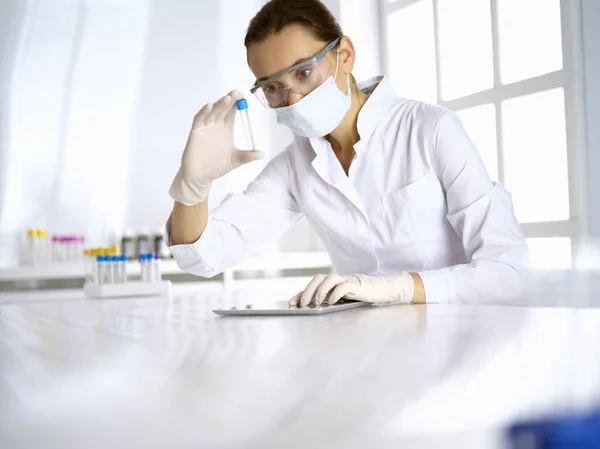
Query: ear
xmin=338 ymin=35 xmax=356 ymax=76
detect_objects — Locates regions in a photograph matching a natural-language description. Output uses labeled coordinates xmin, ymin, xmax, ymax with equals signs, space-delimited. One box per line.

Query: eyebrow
xmin=255 ymin=56 xmax=312 ymax=84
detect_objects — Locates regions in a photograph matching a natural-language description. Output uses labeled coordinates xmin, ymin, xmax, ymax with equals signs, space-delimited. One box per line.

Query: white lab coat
xmin=166 ymin=76 xmax=529 ymax=303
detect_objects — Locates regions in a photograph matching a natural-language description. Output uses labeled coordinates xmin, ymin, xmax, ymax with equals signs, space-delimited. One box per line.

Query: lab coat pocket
xmin=380 ymin=171 xmax=447 ymax=246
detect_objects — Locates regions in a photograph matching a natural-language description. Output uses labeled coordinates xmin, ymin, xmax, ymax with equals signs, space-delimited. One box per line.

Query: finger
xmin=288 ymin=291 xmax=302 ymax=306
xmin=224 ymin=102 xmax=239 ymax=128
xmin=223 ymin=90 xmax=246 ymax=127
xmin=212 ymin=94 xmax=234 ymax=125
xmin=314 ymin=274 xmax=346 ymax=305
xmin=227 ymin=89 xmax=244 ymax=102
xmin=329 ymin=282 xmax=356 ymax=305
xmin=300 ymin=274 xmax=327 ymax=306
xmin=192 ymin=103 xmax=213 ymax=129
xmin=231 ymin=149 xmax=264 ymax=168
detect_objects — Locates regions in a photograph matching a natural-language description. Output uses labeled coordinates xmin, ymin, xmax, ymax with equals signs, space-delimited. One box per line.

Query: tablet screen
xmin=213 ymin=299 xmax=368 ymax=316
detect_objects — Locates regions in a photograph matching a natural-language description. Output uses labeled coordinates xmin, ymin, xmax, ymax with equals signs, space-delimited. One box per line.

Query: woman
xmin=167 ymin=0 xmax=529 ymax=306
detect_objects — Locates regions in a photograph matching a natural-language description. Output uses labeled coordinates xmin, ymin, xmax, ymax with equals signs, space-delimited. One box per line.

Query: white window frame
xmin=378 ymin=0 xmax=589 ymax=264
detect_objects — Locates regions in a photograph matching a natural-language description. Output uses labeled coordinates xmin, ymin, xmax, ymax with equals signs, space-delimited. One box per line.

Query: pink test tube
xmin=52 ymin=235 xmax=61 ymax=262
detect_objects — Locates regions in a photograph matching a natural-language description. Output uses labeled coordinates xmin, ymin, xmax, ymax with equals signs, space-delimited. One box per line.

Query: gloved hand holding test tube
xmin=169 ymin=91 xmax=263 ymax=206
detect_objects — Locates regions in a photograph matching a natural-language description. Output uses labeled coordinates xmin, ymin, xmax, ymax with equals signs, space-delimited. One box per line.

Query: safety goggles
xmin=250 ymin=37 xmax=341 ymax=108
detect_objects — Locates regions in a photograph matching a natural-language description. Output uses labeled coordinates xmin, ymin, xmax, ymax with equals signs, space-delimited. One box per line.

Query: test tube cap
xmin=96 ymin=255 xmax=104 ymax=262
xmin=120 ymin=254 xmax=128 ymax=262
xmin=236 ymin=99 xmax=248 ymax=110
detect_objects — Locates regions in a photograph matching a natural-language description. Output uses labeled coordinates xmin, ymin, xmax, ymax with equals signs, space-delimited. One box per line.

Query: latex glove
xmin=169 ymin=90 xmax=264 ymax=205
xmin=289 ymin=272 xmax=415 ymax=306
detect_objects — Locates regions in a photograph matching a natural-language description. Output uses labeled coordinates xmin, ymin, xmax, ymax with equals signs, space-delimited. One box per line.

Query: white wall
xmin=125 ymin=0 xmax=222 ymax=233
xmin=340 ymin=0 xmax=382 ymax=81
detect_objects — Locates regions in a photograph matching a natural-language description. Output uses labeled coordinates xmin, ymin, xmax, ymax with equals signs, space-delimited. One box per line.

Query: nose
xmin=287 ymin=90 xmax=303 ymax=106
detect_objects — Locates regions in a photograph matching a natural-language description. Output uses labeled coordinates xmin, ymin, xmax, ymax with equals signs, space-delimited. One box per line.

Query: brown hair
xmin=244 ymin=0 xmax=343 ymax=48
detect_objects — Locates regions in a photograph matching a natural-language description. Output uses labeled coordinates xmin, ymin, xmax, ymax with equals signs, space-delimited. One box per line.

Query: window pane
xmin=502 ymin=88 xmax=569 ymax=223
xmin=386 ymin=0 xmax=437 ymax=103
xmin=497 ymin=0 xmax=563 ymax=84
xmin=437 ymin=0 xmax=494 ymax=100
xmin=456 ymin=104 xmax=498 ymax=180
xmin=526 ymin=237 xmax=571 ymax=269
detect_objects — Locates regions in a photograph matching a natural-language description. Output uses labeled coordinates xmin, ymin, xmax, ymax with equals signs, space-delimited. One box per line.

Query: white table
xmin=1 ymin=280 xmax=600 ymax=449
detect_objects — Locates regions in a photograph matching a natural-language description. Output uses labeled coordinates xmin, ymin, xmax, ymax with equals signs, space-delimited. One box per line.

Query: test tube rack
xmin=84 ymin=280 xmax=172 ymax=299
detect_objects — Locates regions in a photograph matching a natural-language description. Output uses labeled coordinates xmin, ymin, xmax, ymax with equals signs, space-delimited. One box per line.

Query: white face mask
xmin=274 ymin=55 xmax=351 ymax=138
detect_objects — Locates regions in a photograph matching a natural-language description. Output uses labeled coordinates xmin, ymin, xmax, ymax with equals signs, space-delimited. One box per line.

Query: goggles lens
xmin=252 ymin=47 xmax=334 ymax=108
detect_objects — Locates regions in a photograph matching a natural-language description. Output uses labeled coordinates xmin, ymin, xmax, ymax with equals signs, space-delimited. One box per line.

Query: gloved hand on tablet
xmin=289 ymin=272 xmax=415 ymax=306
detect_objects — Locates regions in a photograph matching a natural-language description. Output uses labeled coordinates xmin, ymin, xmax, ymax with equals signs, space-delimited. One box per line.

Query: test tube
xmin=26 ymin=229 xmax=35 ymax=265
xmin=153 ymin=253 xmax=162 ymax=282
xmin=90 ymin=249 xmax=98 ymax=283
xmin=236 ymin=99 xmax=255 ymax=151
xmin=108 ymin=255 xmax=117 ymax=284
xmin=65 ymin=236 xmax=73 ymax=262
xmin=120 ymin=254 xmax=128 ymax=283
xmin=38 ymin=229 xmax=49 ymax=264
xmin=51 ymin=235 xmax=60 ymax=263
xmin=139 ymin=254 xmax=147 ymax=282
xmin=97 ymin=255 xmax=105 ymax=284
xmin=77 ymin=236 xmax=86 ymax=261
xmin=83 ymin=249 xmax=90 ymax=284
xmin=145 ymin=253 xmax=153 ymax=282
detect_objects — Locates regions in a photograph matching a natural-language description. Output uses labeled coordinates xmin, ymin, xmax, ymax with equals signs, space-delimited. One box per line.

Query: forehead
xmin=247 ymin=25 xmax=329 ymax=81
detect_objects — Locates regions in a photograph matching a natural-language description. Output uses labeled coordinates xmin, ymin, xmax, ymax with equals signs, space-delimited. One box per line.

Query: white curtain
xmin=0 ymin=0 xmax=149 ymax=266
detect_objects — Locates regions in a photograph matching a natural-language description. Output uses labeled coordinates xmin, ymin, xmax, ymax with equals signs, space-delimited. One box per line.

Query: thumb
xmin=232 ymin=149 xmax=264 ymax=166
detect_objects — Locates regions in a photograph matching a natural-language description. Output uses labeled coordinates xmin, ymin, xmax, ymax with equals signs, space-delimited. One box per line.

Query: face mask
xmin=274 ymin=54 xmax=351 ymax=138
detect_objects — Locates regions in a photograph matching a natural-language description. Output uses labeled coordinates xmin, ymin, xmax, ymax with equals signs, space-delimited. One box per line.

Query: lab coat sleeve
xmin=417 ymin=112 xmax=530 ymax=304
xmin=164 ymin=150 xmax=304 ymax=277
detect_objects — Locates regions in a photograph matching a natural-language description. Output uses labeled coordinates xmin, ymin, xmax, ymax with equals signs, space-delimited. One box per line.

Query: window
xmin=380 ymin=0 xmax=585 ymax=268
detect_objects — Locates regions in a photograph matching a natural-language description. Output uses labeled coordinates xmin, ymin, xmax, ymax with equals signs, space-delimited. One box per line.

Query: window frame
xmin=378 ymin=0 xmax=589 ymax=266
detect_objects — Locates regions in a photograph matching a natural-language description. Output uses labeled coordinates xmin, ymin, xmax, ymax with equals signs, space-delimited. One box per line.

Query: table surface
xmin=1 ymin=278 xmax=600 ymax=449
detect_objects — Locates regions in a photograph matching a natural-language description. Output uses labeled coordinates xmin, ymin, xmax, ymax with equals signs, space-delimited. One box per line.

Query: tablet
xmin=213 ymin=299 xmax=368 ymax=316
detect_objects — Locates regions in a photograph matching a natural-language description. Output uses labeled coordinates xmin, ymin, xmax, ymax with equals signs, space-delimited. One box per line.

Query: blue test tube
xmin=96 ymin=255 xmax=105 ymax=284
xmin=236 ymin=99 xmax=256 ymax=151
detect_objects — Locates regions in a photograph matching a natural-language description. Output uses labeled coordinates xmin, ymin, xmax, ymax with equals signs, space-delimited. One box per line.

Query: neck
xmin=326 ymin=80 xmax=368 ymax=156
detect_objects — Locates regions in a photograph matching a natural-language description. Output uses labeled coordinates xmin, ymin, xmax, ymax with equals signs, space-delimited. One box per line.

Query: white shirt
xmin=166 ymin=76 xmax=529 ymax=304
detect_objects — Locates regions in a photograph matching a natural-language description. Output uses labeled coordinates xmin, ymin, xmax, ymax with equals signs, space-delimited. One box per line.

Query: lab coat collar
xmin=354 ymin=76 xmax=399 ymax=153
xmin=303 ymin=77 xmax=400 ymax=218
xmin=308 ymin=76 xmax=399 ymax=156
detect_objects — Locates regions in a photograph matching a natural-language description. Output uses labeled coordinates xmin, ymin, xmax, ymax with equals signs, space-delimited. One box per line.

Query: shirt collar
xmin=308 ymin=76 xmax=400 ymax=156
